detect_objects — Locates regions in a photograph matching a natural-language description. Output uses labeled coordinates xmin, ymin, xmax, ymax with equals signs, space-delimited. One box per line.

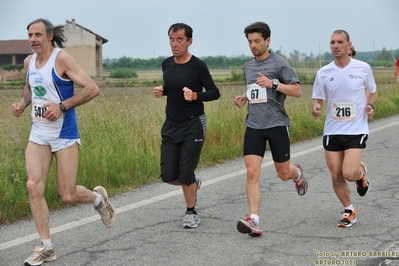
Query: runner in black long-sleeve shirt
xmin=153 ymin=23 xmax=220 ymax=229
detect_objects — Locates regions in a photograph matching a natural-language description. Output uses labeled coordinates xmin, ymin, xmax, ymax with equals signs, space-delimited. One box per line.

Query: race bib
xmin=246 ymin=83 xmax=267 ymax=104
xmin=31 ymin=98 xmax=50 ymax=122
xmin=331 ymin=102 xmax=356 ymax=121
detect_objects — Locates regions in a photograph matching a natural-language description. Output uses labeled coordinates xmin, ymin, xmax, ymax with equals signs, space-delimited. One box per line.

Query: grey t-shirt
xmin=244 ymin=53 xmax=300 ymax=129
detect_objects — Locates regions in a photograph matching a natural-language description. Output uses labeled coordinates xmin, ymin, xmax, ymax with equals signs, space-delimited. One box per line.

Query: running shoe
xmin=183 ymin=211 xmax=200 ymax=228
xmin=294 ymin=164 xmax=308 ymax=196
xmin=94 ymin=186 xmax=115 ymax=228
xmin=24 ymin=244 xmax=56 ymax=266
xmin=237 ymin=214 xmax=262 ymax=237
xmin=356 ymin=161 xmax=369 ymax=197
xmin=338 ymin=208 xmax=357 ymax=227
xmin=195 ymin=176 xmax=202 ymax=205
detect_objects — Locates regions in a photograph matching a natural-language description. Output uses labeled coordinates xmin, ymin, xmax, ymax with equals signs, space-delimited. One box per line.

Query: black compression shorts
xmin=244 ymin=126 xmax=291 ymax=163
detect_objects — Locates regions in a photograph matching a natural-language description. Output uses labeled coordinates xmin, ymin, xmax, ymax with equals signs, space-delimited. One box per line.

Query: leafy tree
xmin=322 ymin=52 xmax=334 ymax=61
xmin=116 ymin=56 xmax=135 ymax=68
xmin=101 ymin=47 xmax=399 ymax=72
xmin=289 ymin=50 xmax=300 ymax=61
xmin=376 ymin=47 xmax=393 ymax=61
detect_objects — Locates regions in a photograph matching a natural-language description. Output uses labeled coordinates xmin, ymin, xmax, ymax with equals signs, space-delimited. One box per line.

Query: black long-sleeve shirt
xmin=162 ymin=55 xmax=220 ymax=121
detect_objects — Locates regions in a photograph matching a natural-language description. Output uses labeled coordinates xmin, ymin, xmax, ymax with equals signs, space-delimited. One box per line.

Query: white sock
xmin=250 ymin=214 xmax=259 ymax=224
xmin=41 ymin=239 xmax=52 ymax=249
xmin=295 ymin=167 xmax=301 ymax=182
xmin=93 ymin=192 xmax=103 ymax=208
xmin=344 ymin=204 xmax=354 ymax=212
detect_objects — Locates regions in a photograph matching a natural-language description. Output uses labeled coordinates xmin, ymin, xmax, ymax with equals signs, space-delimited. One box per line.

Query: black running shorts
xmin=323 ymin=134 xmax=368 ymax=151
xmin=160 ymin=114 xmax=206 ymax=184
xmin=244 ymin=126 xmax=291 ymax=163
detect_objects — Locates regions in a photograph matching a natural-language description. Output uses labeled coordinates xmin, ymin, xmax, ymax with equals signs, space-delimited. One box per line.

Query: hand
xmin=153 ymin=86 xmax=164 ymax=98
xmin=11 ymin=102 xmax=25 ymax=117
xmin=366 ymin=104 xmax=375 ymax=120
xmin=256 ymin=72 xmax=272 ymax=88
xmin=41 ymin=102 xmax=63 ymax=122
xmin=312 ymin=103 xmax=322 ymax=120
xmin=183 ymin=87 xmax=197 ymax=101
xmin=234 ymin=95 xmax=247 ymax=108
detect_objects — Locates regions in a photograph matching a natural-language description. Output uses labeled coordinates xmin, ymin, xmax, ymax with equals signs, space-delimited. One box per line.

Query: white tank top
xmin=28 ymin=48 xmax=79 ymax=139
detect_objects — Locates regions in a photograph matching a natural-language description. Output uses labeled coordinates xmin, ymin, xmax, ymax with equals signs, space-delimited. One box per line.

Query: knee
xmin=26 ymin=180 xmax=44 ymax=197
xmin=59 ymin=190 xmax=76 ymax=204
xmin=160 ymin=172 xmax=177 ymax=184
xmin=61 ymin=195 xmax=74 ymax=204
xmin=166 ymin=180 xmax=180 ymax=186
xmin=278 ymin=174 xmax=289 ymax=181
xmin=277 ymin=169 xmax=291 ymax=181
xmin=246 ymin=170 xmax=261 ymax=187
xmin=246 ymin=167 xmax=260 ymax=180
xmin=342 ymin=170 xmax=358 ymax=182
xmin=331 ymin=173 xmax=345 ymax=184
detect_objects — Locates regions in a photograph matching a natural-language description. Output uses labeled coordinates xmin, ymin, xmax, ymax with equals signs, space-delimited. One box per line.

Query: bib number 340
xmin=31 ymin=98 xmax=50 ymax=122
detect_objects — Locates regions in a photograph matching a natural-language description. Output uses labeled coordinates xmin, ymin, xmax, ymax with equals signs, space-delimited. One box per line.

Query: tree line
xmin=103 ymin=47 xmax=399 ymax=71
xmin=1 ymin=47 xmax=397 ymax=74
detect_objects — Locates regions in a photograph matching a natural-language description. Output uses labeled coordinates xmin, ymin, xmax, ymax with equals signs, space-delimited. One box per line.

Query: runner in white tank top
xmin=28 ymin=47 xmax=79 ymax=139
xmin=11 ymin=19 xmax=115 ymax=266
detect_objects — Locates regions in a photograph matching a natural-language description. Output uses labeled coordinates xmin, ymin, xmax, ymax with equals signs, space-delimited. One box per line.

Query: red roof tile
xmin=0 ymin=40 xmax=31 ymax=54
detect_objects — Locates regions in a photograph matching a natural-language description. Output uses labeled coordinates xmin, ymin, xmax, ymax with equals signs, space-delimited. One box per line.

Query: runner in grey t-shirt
xmin=244 ymin=52 xmax=299 ymax=129
xmin=234 ymin=21 xmax=308 ymax=237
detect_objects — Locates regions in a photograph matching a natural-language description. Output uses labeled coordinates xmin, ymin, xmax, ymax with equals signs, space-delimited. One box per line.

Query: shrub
xmin=109 ymin=68 xmax=138 ymax=78
xmin=1 ymin=64 xmax=24 ymax=71
xmin=229 ymin=66 xmax=245 ymax=82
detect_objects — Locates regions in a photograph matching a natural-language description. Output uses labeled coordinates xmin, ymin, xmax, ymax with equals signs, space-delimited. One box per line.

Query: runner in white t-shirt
xmin=312 ymin=29 xmax=378 ymax=228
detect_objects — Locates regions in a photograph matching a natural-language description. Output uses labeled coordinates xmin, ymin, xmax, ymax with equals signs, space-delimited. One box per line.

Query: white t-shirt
xmin=312 ymin=59 xmax=377 ymax=135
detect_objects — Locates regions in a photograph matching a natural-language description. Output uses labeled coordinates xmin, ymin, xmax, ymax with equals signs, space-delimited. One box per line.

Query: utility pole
xmin=319 ymin=43 xmax=321 ymax=69
xmin=373 ymin=40 xmax=375 ymax=60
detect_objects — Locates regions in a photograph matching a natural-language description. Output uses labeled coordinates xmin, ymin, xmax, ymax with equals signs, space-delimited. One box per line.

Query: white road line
xmin=1 ymin=119 xmax=398 ymax=251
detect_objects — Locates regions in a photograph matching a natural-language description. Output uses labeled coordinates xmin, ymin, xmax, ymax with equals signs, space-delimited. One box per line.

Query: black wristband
xmin=367 ymin=103 xmax=374 ymax=110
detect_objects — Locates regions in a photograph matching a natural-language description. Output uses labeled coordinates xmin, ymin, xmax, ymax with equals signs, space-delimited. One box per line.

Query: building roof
xmin=0 ymin=40 xmax=31 ymax=55
xmin=66 ymin=19 xmax=108 ymax=44
xmin=0 ymin=19 xmax=107 ymax=55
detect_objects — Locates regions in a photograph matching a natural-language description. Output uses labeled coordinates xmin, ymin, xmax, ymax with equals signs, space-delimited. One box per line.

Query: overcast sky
xmin=1 ymin=0 xmax=398 ymax=59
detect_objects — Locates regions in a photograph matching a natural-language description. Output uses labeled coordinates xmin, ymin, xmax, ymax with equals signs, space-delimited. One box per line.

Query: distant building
xmin=0 ymin=18 xmax=108 ymax=78
xmin=0 ymin=40 xmax=31 ymax=66
xmin=63 ymin=19 xmax=108 ymax=78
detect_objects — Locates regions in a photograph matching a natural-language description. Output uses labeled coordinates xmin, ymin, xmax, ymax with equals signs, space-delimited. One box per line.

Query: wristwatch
xmin=272 ymin=79 xmax=280 ymax=91
xmin=59 ymin=102 xmax=67 ymax=112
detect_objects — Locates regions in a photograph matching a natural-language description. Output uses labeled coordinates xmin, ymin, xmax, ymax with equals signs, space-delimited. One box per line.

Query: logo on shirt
xmin=34 ymin=78 xmax=43 ymax=83
xmin=330 ymin=77 xmax=334 ymax=82
xmin=33 ymin=86 xmax=47 ymax=97
xmin=349 ymin=75 xmax=359 ymax=79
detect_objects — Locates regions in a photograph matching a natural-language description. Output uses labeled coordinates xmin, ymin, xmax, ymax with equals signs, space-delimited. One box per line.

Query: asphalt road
xmin=1 ymin=115 xmax=399 ymax=266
